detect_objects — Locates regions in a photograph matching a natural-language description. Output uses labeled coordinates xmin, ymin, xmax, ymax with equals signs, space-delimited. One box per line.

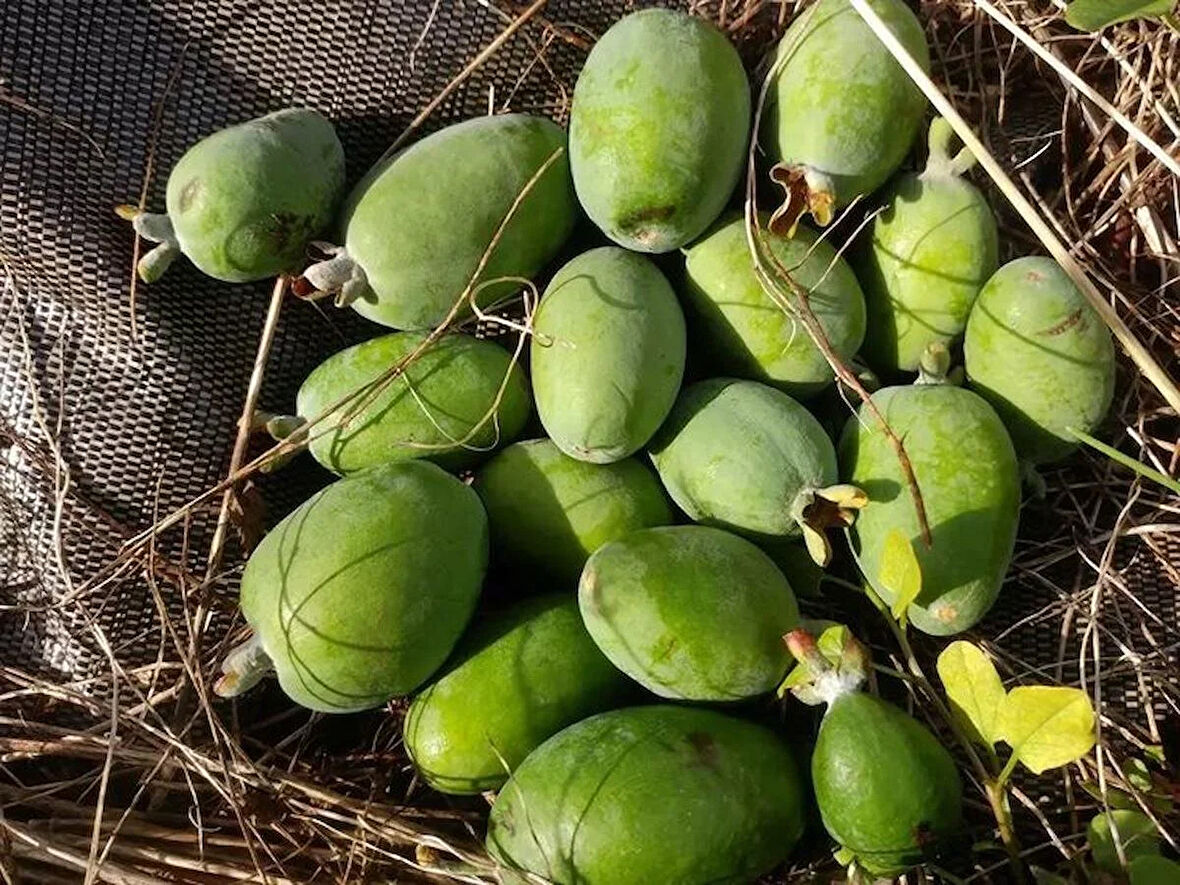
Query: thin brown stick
xmin=375 ymin=0 xmax=550 ymax=167
xmin=204 ymin=274 xmax=289 ymax=582
xmin=125 ymin=40 xmax=191 ymax=344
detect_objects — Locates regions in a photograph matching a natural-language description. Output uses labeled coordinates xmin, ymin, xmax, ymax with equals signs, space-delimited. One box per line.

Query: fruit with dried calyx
xmin=859 ymin=117 xmax=1000 ymax=373
xmin=840 ymin=344 xmax=1020 ymax=634
xmin=301 ymin=114 xmax=576 ymax=330
xmin=964 ymin=256 xmax=1116 ymax=465
xmin=215 ymin=461 xmax=487 ymax=713
xmin=785 ymin=626 xmax=964 ymax=877
xmin=579 ymin=525 xmax=800 ymax=701
xmin=473 ymin=439 xmax=672 ymax=583
xmin=118 ymin=108 xmax=345 ymax=283
xmin=649 ymin=378 xmax=866 ymax=565
xmin=531 ymin=247 xmax=686 ymax=464
xmin=681 ymin=212 xmax=867 ymax=398
xmin=569 ymin=9 xmax=751 ymax=252
xmin=763 ymin=0 xmax=929 ymax=234
xmin=403 ymin=594 xmax=633 ymax=795
xmin=282 ymin=331 xmax=530 ymax=474
xmin=487 ymin=705 xmax=807 ymax=884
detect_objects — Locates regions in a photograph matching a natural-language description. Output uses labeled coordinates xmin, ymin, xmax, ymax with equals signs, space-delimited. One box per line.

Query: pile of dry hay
xmin=0 ymin=0 xmax=1177 ymax=882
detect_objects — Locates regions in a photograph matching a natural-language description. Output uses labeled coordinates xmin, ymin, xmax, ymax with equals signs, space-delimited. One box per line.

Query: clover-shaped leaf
xmin=998 ymin=686 xmax=1096 ymax=774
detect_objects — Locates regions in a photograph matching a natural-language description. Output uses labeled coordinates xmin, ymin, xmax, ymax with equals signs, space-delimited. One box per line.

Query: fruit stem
xmin=213 ymin=633 xmax=273 ymax=698
xmin=117 ymin=207 xmax=181 ymax=282
xmin=768 ymin=163 xmax=836 ymax=236
xmin=793 ymin=484 xmax=869 ymax=566
xmin=915 ymin=342 xmax=952 ymax=385
xmin=924 ymin=116 xmax=978 ymax=178
xmin=300 ymin=244 xmax=370 ymax=307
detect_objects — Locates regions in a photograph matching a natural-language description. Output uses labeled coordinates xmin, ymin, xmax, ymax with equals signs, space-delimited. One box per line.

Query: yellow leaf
xmin=937 ymin=641 xmax=1005 ymax=748
xmin=998 ymin=686 xmax=1096 ymax=774
xmin=878 ymin=529 xmax=921 ymax=623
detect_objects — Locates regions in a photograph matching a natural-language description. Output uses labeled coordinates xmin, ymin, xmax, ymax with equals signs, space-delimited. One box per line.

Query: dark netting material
xmin=0 ymin=0 xmax=1175 ymax=747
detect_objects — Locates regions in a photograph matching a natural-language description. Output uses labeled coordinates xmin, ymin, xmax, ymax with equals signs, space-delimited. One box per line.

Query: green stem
xmin=1069 ymin=426 xmax=1180 ymax=495
xmin=985 ymin=778 xmax=1024 ymax=881
xmin=997 ymin=752 xmax=1021 ymax=789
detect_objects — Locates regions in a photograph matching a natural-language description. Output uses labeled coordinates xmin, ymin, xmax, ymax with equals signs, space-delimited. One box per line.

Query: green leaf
xmin=937 ymin=641 xmax=1006 ymax=747
xmin=1065 ymin=0 xmax=1175 ymax=32
xmin=878 ymin=529 xmax=921 ymax=624
xmin=1130 ymin=855 xmax=1180 ymax=885
xmin=1088 ymin=810 xmax=1161 ymax=873
xmin=998 ymin=686 xmax=1097 ymax=774
xmin=1125 ymin=758 xmax=1154 ymax=794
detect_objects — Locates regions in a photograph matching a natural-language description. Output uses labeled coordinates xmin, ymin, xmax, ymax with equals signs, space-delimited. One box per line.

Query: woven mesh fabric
xmin=0 ymin=0 xmax=1175 ymax=752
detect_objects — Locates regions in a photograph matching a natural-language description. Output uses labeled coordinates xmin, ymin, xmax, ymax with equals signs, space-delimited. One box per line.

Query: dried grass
xmin=1 ymin=0 xmax=1178 ymax=882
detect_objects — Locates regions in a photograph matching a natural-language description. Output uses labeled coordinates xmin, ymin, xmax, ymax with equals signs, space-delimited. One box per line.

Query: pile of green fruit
xmin=130 ymin=1 xmax=1123 ymax=881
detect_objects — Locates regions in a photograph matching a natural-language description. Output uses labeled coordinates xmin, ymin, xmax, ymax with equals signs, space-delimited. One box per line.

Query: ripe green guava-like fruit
xmin=303 ymin=114 xmax=576 ymax=330
xmin=217 ymin=461 xmax=487 ymax=713
xmin=569 ymin=9 xmax=751 ymax=252
xmin=840 ymin=371 xmax=1020 ymax=634
xmin=964 ymin=256 xmax=1115 ymax=464
xmin=815 ymin=691 xmax=963 ymax=875
xmin=403 ymin=594 xmax=634 ymax=795
xmin=784 ymin=628 xmax=963 ymax=877
xmin=579 ymin=525 xmax=799 ymax=701
xmin=487 ymin=705 xmax=807 ymax=885
xmin=120 ymin=108 xmax=345 ymax=283
xmin=292 ymin=331 xmax=530 ymax=474
xmin=764 ymin=0 xmax=929 ymax=232
xmin=859 ymin=118 xmax=1000 ymax=373
xmin=473 ymin=439 xmax=672 ymax=583
xmin=682 ymin=213 xmax=866 ymax=397
xmin=531 ymin=247 xmax=686 ymax=464
xmin=649 ymin=378 xmax=861 ymax=562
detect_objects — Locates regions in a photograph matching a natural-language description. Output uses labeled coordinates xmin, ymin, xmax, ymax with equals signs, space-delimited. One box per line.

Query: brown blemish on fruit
xmin=619 ymin=204 xmax=675 ymax=227
xmin=1025 ymin=269 xmax=1047 ymax=283
xmin=649 ymin=635 xmax=678 ymax=663
xmin=1039 ymin=308 xmax=1084 ymax=337
xmin=686 ymin=732 xmax=720 ymax=771
xmin=178 ymin=178 xmax=201 ymax=213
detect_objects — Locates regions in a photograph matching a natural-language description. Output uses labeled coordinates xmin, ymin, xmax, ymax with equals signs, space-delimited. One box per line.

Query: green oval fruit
xmin=860 ymin=119 xmax=1000 ymax=373
xmin=1089 ymin=811 xmax=1161 ymax=874
xmin=295 ymin=331 xmax=530 ymax=474
xmin=474 ymin=439 xmax=672 ymax=582
xmin=964 ymin=256 xmax=1116 ymax=464
xmin=813 ymin=691 xmax=963 ymax=876
xmin=127 ymin=108 xmax=345 ymax=283
xmin=840 ymin=382 xmax=1020 ymax=635
xmin=237 ymin=461 xmax=487 ymax=712
xmin=404 ymin=594 xmax=633 ymax=795
xmin=649 ymin=379 xmax=839 ymax=542
xmin=531 ymin=247 xmax=686 ymax=463
xmin=579 ymin=525 xmax=799 ymax=700
xmin=569 ymin=9 xmax=751 ymax=252
xmin=764 ymin=0 xmax=929 ymax=229
xmin=682 ymin=213 xmax=866 ymax=397
xmin=310 ymin=114 xmax=576 ymax=330
xmin=487 ymin=705 xmax=806 ymax=884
